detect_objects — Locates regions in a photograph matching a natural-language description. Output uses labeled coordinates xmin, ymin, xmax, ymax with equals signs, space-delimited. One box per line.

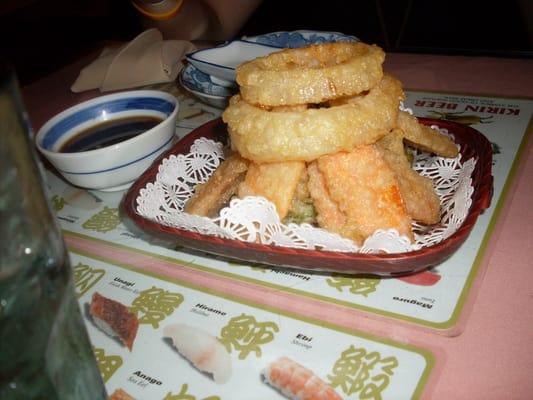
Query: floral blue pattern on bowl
xmin=243 ymin=30 xmax=359 ymax=48
xmin=178 ymin=69 xmax=230 ymax=109
xmin=180 ymin=63 xmax=235 ymax=97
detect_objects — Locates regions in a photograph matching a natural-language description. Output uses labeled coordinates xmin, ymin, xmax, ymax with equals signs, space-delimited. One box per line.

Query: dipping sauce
xmin=59 ymin=115 xmax=163 ymax=153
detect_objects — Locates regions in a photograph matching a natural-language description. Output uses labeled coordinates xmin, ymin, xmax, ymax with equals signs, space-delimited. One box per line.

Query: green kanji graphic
xmin=82 ymin=206 xmax=120 ymax=233
xmin=164 ymin=384 xmax=220 ymax=400
xmin=130 ymin=286 xmax=184 ymax=328
xmin=72 ymin=263 xmax=105 ymax=297
xmin=51 ymin=195 xmax=66 ymax=211
xmin=93 ymin=347 xmax=122 ymax=383
xmin=327 ymin=345 xmax=398 ymax=399
xmin=326 ymin=274 xmax=380 ymax=297
xmin=219 ymin=313 xmax=278 ymax=359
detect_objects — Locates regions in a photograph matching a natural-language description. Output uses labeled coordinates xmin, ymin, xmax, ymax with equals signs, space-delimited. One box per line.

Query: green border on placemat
xmin=69 ymin=247 xmax=435 ymax=400
xmin=444 ymin=113 xmax=533 ymax=328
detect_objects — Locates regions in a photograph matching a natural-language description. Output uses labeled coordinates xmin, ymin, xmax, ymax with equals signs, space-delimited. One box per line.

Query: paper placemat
xmin=71 ymin=251 xmax=434 ymax=399
xmin=45 ymin=90 xmax=533 ymax=334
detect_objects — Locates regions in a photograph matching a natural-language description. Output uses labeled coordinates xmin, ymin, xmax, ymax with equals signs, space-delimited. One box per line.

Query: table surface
xmin=22 ymin=50 xmax=533 ymax=400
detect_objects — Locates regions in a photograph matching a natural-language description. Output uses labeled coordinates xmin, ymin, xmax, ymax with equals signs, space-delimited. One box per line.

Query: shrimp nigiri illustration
xmin=262 ymin=356 xmax=342 ymax=400
xmin=163 ymin=323 xmax=232 ymax=384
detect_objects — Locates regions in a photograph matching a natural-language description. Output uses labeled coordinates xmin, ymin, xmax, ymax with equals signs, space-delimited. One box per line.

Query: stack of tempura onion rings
xmin=224 ymin=73 xmax=404 ymax=162
xmin=185 ymin=41 xmax=459 ymax=246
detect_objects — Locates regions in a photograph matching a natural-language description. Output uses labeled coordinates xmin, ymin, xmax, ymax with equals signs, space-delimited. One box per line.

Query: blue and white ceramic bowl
xmin=180 ymin=63 xmax=234 ymax=98
xmin=186 ymin=40 xmax=282 ymax=84
xmin=243 ymin=30 xmax=359 ymax=48
xmin=178 ymin=67 xmax=231 ymax=109
xmin=36 ymin=90 xmax=179 ymax=191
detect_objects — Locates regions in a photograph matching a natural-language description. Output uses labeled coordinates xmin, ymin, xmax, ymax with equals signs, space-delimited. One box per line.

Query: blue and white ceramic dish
xmin=36 ymin=90 xmax=179 ymax=191
xmin=178 ymin=68 xmax=230 ymax=109
xmin=243 ymin=30 xmax=359 ymax=48
xmin=186 ymin=40 xmax=281 ymax=83
xmin=180 ymin=63 xmax=234 ymax=98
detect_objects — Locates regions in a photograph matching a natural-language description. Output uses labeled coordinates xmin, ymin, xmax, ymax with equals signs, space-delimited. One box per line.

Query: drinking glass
xmin=0 ymin=64 xmax=107 ymax=399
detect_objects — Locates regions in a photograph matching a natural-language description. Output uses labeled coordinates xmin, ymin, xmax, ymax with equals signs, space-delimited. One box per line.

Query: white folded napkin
xmin=71 ymin=28 xmax=196 ymax=93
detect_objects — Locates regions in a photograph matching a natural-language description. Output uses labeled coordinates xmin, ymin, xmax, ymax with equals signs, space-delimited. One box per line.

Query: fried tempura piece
xmin=185 ymin=153 xmax=249 ymax=217
xmin=316 ymin=145 xmax=414 ymax=243
xmin=376 ymin=130 xmax=441 ymax=224
xmin=238 ymin=160 xmax=306 ymax=219
xmin=307 ymin=162 xmax=352 ymax=239
xmin=396 ymin=111 xmax=458 ymax=158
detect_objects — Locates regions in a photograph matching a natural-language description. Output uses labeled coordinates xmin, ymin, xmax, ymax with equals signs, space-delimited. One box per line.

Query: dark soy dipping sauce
xmin=59 ymin=115 xmax=164 ymax=153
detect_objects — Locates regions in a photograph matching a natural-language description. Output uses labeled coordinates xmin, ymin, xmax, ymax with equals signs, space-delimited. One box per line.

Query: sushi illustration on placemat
xmin=262 ymin=356 xmax=342 ymax=400
xmin=89 ymin=292 xmax=139 ymax=351
xmin=109 ymin=388 xmax=135 ymax=400
xmin=163 ymin=323 xmax=232 ymax=384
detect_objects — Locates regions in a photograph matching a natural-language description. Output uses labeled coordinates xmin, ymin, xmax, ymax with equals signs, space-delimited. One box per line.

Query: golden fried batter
xmin=237 ymin=41 xmax=385 ymax=106
xmin=184 ymin=153 xmax=249 ymax=217
xmin=397 ymin=111 xmax=458 ymax=158
xmin=376 ymin=130 xmax=441 ymax=224
xmin=316 ymin=146 xmax=414 ymax=243
xmin=270 ymin=104 xmax=309 ymax=112
xmin=238 ymin=161 xmax=306 ymax=219
xmin=307 ymin=162 xmax=351 ymax=239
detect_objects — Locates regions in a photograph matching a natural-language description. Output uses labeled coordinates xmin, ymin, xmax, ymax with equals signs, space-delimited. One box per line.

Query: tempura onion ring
xmin=236 ymin=42 xmax=385 ymax=106
xmin=223 ymin=75 xmax=404 ymax=162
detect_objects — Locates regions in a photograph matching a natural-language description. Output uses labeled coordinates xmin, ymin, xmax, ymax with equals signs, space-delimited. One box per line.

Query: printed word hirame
xmin=195 ymin=303 xmax=227 ymax=316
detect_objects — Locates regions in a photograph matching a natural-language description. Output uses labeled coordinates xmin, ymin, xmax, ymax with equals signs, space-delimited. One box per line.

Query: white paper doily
xmin=136 ymin=128 xmax=475 ymax=254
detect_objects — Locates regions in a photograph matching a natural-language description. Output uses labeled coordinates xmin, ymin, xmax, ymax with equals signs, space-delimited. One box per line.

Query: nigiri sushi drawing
xmin=109 ymin=388 xmax=135 ymax=400
xmin=262 ymin=357 xmax=342 ymax=400
xmin=163 ymin=323 xmax=232 ymax=384
xmin=89 ymin=292 xmax=139 ymax=351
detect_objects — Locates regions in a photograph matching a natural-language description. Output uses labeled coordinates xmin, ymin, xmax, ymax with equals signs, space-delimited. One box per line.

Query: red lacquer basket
xmin=122 ymin=118 xmax=493 ymax=276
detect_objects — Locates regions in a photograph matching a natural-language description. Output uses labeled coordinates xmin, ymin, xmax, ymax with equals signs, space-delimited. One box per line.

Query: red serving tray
xmin=122 ymin=118 xmax=493 ymax=276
